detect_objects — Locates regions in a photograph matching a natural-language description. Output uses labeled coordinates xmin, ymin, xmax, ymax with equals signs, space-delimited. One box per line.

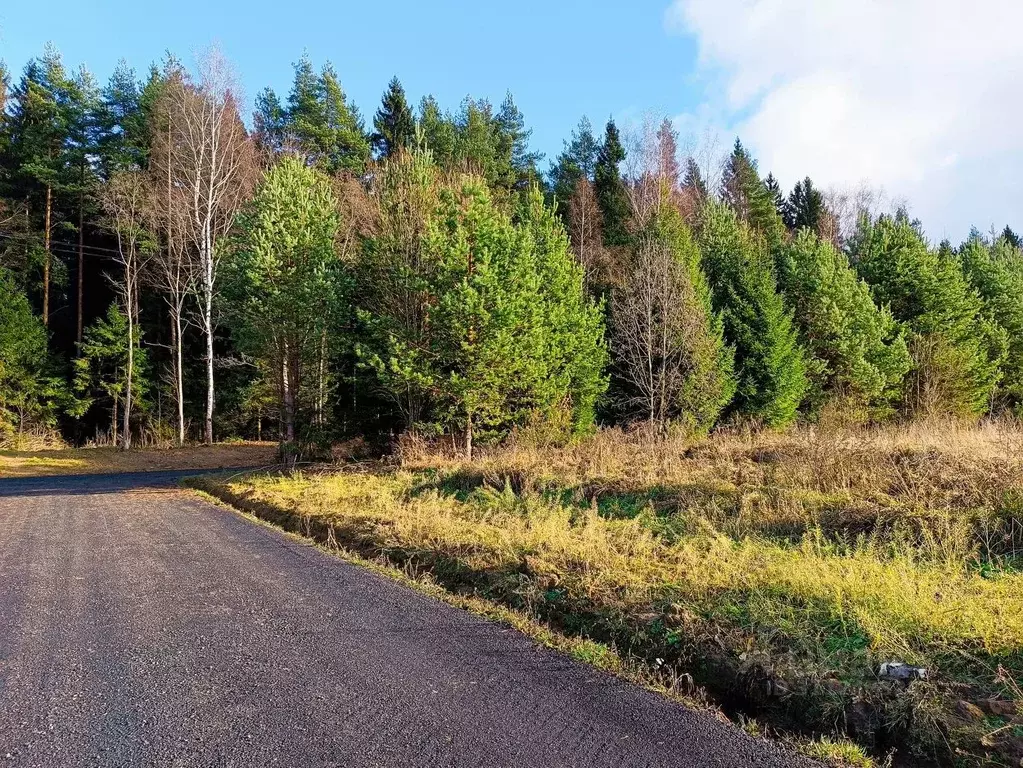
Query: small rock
xmin=978 ymin=698 xmax=1018 ymax=718
xmin=954 ymin=700 xmax=985 ymax=721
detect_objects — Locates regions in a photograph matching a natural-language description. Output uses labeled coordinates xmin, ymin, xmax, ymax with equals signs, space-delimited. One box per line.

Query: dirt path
xmin=0 ymin=472 xmax=809 ymax=767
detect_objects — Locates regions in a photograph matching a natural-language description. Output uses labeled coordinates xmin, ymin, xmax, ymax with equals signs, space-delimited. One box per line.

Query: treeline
xmin=1 ymin=44 xmax=1021 ymax=454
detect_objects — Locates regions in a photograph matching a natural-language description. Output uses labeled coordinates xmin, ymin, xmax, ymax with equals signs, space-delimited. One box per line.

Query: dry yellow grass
xmin=200 ymin=419 xmax=1023 ymax=765
xmin=0 ymin=443 xmax=278 ymax=478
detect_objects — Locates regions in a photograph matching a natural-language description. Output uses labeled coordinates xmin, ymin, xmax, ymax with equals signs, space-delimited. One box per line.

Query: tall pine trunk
xmin=43 ymin=184 xmax=51 ymax=327
xmin=77 ymin=197 xmax=84 ymax=344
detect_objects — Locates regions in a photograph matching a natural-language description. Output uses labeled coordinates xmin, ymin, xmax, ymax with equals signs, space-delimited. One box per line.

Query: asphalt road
xmin=0 ymin=471 xmax=808 ymax=768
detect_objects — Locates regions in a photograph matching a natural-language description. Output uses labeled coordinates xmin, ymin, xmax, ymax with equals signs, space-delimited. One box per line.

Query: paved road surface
xmin=0 ymin=471 xmax=807 ymax=767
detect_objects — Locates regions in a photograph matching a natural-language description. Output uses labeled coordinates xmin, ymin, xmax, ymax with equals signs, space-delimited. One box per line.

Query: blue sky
xmin=3 ymin=1 xmax=1020 ymax=240
xmin=0 ymin=0 xmax=705 ymax=170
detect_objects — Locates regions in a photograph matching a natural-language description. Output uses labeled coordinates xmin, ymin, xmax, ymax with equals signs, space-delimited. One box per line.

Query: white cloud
xmin=665 ymin=0 xmax=1023 ymax=240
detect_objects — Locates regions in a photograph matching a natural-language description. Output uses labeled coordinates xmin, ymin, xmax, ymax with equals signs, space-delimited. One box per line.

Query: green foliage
xmin=652 ymin=204 xmax=736 ymax=430
xmin=957 ymin=234 xmax=1023 ymax=410
xmin=360 ymin=155 xmax=608 ymax=449
xmin=594 ymin=119 xmax=631 ymax=248
xmin=517 ymin=185 xmax=608 ymax=432
xmin=372 ymin=77 xmax=415 ymax=159
xmin=784 ymin=177 xmax=826 ymax=233
xmin=259 ymin=55 xmax=371 ymax=175
xmin=72 ymin=302 xmax=149 ymax=424
xmin=698 ymin=202 xmax=809 ymax=427
xmin=854 ymin=216 xmax=1003 ymax=417
xmin=779 ymin=229 xmax=911 ymax=410
xmin=721 ymin=139 xmax=786 ymax=251
xmin=548 ymin=116 xmax=600 ymax=213
xmin=224 ymin=156 xmax=344 ymax=435
xmin=0 ymin=268 xmax=63 ymax=439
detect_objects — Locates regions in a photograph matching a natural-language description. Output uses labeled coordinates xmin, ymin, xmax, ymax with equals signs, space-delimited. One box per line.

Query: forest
xmin=1 ymin=43 xmax=1021 ymax=456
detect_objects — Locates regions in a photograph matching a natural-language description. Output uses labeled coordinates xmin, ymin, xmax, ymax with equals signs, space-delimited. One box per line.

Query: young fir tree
xmin=779 ymin=229 xmax=911 ymax=411
xmin=0 ymin=267 xmax=64 ymax=442
xmin=372 ymin=77 xmax=415 ymax=160
xmin=224 ymin=157 xmax=344 ymax=445
xmin=957 ymin=234 xmax=1023 ymax=411
xmin=72 ymin=302 xmax=149 ymax=444
xmin=854 ymin=216 xmax=1003 ymax=417
xmin=594 ymin=119 xmax=631 ymax=248
xmin=698 ymin=202 xmax=809 ymax=427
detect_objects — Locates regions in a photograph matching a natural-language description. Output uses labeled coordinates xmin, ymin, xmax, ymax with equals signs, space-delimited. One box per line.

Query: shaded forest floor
xmin=196 ymin=420 xmax=1023 ymax=766
xmin=0 ymin=442 xmax=277 ymax=478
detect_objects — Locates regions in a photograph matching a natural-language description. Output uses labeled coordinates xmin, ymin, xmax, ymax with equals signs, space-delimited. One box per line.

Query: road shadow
xmin=0 ymin=469 xmax=245 ymax=498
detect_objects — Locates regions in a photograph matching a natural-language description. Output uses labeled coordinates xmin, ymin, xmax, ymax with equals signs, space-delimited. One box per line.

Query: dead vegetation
xmin=196 ymin=417 xmax=1023 ymax=766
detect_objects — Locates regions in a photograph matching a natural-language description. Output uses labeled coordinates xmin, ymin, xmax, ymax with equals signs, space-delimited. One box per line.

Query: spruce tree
xmin=698 ymin=202 xmax=809 ymax=427
xmin=854 ymin=216 xmax=1003 ymax=416
xmin=785 ymin=177 xmax=826 ymax=233
xmin=764 ymin=173 xmax=785 ymax=220
xmin=372 ymin=77 xmax=415 ymax=159
xmin=594 ymin=119 xmax=630 ymax=248
xmin=721 ymin=139 xmax=785 ymax=250
xmin=1001 ymin=225 xmax=1021 ymax=250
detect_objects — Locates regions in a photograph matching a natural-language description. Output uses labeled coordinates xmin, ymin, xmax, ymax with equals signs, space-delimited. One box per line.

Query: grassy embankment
xmin=0 ymin=442 xmax=277 ymax=478
xmin=196 ymin=421 xmax=1019 ymax=765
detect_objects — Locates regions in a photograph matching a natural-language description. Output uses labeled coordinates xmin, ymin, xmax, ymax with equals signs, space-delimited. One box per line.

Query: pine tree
xmin=225 ymin=157 xmax=344 ymax=444
xmin=957 ymin=234 xmax=1023 ymax=411
xmin=548 ymin=116 xmax=600 ymax=211
xmin=518 ymin=185 xmax=608 ymax=432
xmin=854 ymin=216 xmax=1002 ymax=417
xmin=594 ymin=119 xmax=630 ymax=248
xmin=372 ymin=77 xmax=415 ymax=159
xmin=698 ymin=202 xmax=809 ymax=427
xmin=781 ymin=229 xmax=911 ymax=410
xmin=97 ymin=60 xmax=145 ymax=175
xmin=3 ymin=47 xmax=78 ymax=328
xmin=276 ymin=55 xmax=371 ymax=175
xmin=418 ymin=95 xmax=456 ymax=168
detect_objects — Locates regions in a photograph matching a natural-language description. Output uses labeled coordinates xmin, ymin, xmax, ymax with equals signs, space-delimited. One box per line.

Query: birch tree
xmin=100 ymin=169 xmax=152 ymax=449
xmin=167 ymin=47 xmax=254 ymax=443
